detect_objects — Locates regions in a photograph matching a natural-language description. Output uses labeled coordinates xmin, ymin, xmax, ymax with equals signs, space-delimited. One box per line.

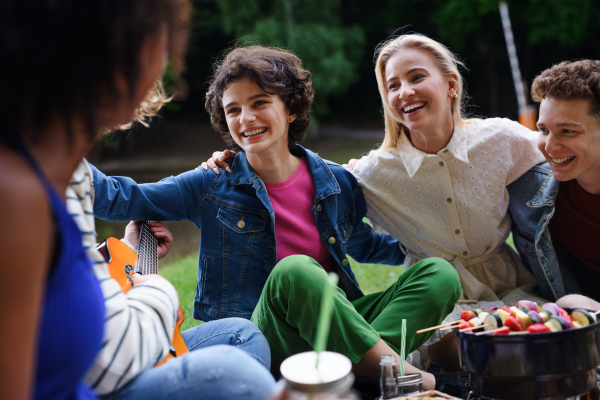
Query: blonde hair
xmin=374 ymin=34 xmax=466 ymax=149
xmin=117 ymin=78 xmax=172 ymax=131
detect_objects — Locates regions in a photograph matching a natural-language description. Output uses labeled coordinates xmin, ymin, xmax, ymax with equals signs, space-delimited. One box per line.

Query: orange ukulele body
xmin=104 ymin=236 xmax=188 ymax=366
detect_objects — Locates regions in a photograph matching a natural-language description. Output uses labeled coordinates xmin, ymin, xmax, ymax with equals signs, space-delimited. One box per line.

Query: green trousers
xmin=251 ymin=255 xmax=461 ymax=377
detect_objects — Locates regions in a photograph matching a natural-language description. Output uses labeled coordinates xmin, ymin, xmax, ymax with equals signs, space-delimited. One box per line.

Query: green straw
xmin=399 ymin=319 xmax=406 ymax=376
xmin=314 ymin=272 xmax=339 ymax=367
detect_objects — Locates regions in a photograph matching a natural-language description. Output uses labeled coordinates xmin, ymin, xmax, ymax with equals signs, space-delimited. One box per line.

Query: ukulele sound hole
xmin=124 ymin=264 xmax=134 ymax=277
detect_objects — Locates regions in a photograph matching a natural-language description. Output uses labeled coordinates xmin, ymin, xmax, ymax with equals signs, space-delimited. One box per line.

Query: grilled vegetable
xmin=484 ymin=313 xmax=503 ymax=331
xmin=461 ymin=310 xmax=476 ymax=321
xmin=527 ymin=323 xmax=551 ymax=333
xmin=542 ymin=303 xmax=560 ymax=316
xmin=545 ymin=316 xmax=568 ymax=332
xmin=505 ymin=316 xmax=523 ymax=331
xmin=571 ymin=309 xmax=596 ymax=328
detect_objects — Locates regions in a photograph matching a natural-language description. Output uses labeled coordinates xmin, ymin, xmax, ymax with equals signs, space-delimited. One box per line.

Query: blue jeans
xmin=100 ymin=318 xmax=275 ymax=400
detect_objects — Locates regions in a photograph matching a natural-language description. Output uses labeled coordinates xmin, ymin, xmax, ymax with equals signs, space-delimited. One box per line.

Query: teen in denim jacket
xmin=92 ymin=46 xmax=460 ymax=387
xmin=508 ymin=60 xmax=600 ymax=312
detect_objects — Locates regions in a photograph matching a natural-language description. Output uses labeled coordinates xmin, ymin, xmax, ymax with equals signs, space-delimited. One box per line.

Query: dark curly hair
xmin=205 ymin=46 xmax=314 ymax=151
xmin=531 ymin=60 xmax=600 ymax=118
xmin=0 ymin=0 xmax=190 ymax=140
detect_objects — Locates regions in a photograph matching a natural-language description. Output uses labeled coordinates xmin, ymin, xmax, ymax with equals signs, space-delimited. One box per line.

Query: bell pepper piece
xmin=505 ymin=316 xmax=523 ymax=331
xmin=527 ymin=323 xmax=551 ymax=333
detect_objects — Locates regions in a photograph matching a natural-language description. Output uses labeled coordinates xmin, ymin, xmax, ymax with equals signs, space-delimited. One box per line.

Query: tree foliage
xmin=215 ymin=0 xmax=365 ymax=116
xmin=169 ymin=0 xmax=600 ymax=122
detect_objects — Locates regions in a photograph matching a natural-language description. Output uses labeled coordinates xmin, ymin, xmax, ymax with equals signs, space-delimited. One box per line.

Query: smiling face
xmin=222 ymin=77 xmax=294 ymax=157
xmin=385 ymin=47 xmax=457 ymax=139
xmin=537 ymin=97 xmax=600 ymax=194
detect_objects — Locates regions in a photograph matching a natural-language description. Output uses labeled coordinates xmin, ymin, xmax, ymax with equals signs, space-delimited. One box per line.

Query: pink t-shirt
xmin=264 ymin=156 xmax=332 ymax=272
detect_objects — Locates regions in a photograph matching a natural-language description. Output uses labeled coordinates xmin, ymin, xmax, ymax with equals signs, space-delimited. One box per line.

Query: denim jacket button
xmin=316 ymin=204 xmax=322 ymax=212
xmin=237 ymin=220 xmax=246 ymax=229
xmin=342 ymin=259 xmax=349 ymax=266
xmin=328 ymin=237 xmax=336 ymax=244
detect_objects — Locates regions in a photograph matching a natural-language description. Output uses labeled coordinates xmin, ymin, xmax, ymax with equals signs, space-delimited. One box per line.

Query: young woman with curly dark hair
xmin=0 ymin=0 xmax=187 ymax=398
xmin=91 ymin=45 xmax=461 ymax=389
xmin=0 ymin=2 xmax=278 ymax=400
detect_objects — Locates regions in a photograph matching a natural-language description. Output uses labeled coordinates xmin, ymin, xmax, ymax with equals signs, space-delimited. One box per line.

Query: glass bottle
xmin=379 ymin=354 xmax=398 ymax=399
xmin=397 ymin=373 xmax=423 ymax=397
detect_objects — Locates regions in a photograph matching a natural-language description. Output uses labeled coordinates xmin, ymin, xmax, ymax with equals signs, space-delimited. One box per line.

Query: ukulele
xmin=100 ymin=222 xmax=188 ymax=366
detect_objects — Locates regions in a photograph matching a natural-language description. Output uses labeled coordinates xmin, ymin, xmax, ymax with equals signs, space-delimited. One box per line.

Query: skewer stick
xmin=594 ymin=310 xmax=600 ymax=315
xmin=459 ymin=324 xmax=492 ymax=333
xmin=440 ymin=323 xmax=461 ymax=331
xmin=509 ymin=331 xmax=530 ymax=335
xmin=475 ymin=327 xmax=509 ymax=336
xmin=416 ymin=319 xmax=461 ymax=334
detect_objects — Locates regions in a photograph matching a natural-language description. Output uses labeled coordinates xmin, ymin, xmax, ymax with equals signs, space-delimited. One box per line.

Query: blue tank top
xmin=1 ymin=133 xmax=105 ymax=400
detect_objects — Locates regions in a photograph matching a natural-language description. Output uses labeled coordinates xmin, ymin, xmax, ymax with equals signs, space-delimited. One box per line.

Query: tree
xmin=216 ymin=0 xmax=366 ymax=117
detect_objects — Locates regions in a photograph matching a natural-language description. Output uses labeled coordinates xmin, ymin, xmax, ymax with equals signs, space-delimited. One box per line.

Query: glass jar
xmin=397 ymin=373 xmax=423 ymax=397
xmin=280 ymin=351 xmax=360 ymax=400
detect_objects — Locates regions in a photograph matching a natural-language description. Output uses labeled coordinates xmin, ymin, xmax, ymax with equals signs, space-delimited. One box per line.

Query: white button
xmin=342 ymin=259 xmax=349 ymax=266
xmin=328 ymin=237 xmax=336 ymax=244
xmin=316 ymin=204 xmax=322 ymax=212
xmin=237 ymin=220 xmax=245 ymax=229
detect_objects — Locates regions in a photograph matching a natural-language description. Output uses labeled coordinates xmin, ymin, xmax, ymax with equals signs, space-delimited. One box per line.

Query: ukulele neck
xmin=136 ymin=222 xmax=158 ymax=275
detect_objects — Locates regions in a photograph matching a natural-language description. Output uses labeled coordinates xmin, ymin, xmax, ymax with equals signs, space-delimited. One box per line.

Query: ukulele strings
xmin=137 ymin=222 xmax=158 ymax=275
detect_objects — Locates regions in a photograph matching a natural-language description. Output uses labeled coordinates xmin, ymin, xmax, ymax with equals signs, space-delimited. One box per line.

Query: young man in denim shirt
xmin=508 ymin=60 xmax=600 ymax=311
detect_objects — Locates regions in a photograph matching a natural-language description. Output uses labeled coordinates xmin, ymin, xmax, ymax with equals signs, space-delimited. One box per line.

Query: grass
xmin=159 ymin=254 xmax=398 ymax=331
xmin=162 ymin=233 xmax=516 ymax=331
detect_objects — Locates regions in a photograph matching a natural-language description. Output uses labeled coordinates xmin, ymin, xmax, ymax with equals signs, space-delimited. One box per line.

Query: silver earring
xmin=289 ymin=117 xmax=293 ymax=122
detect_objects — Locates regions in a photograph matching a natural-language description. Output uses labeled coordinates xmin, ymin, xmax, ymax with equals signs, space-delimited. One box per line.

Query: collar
xmin=397 ymin=124 xmax=470 ymax=178
xmin=228 ymin=145 xmax=341 ymax=201
xmin=526 ymin=163 xmax=560 ymax=207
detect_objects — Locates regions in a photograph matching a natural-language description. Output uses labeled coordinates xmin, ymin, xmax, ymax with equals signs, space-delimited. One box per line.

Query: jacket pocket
xmin=200 ymin=256 xmax=213 ymax=303
xmin=218 ymin=206 xmax=267 ymax=255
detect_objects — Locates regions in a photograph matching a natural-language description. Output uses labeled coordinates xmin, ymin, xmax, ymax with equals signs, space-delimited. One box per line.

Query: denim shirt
xmin=91 ymin=145 xmax=405 ymax=322
xmin=507 ymin=162 xmax=566 ymax=301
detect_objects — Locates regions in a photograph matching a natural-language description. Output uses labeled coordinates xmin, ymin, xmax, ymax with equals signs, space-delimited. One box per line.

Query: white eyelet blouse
xmin=353 ymin=118 xmax=548 ymax=367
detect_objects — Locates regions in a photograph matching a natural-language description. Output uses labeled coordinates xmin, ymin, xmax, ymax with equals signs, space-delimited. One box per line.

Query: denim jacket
xmin=91 ymin=145 xmax=405 ymax=322
xmin=507 ymin=162 xmax=566 ymax=301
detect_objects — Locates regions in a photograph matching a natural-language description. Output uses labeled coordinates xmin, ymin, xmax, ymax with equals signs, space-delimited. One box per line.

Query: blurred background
xmin=93 ymin=0 xmax=600 ymax=269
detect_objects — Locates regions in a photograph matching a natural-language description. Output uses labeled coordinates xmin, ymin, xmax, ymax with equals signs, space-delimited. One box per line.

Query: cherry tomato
xmin=505 ymin=316 xmax=523 ymax=331
xmin=461 ymin=310 xmax=475 ymax=322
xmin=458 ymin=320 xmax=471 ymax=330
xmin=527 ymin=324 xmax=551 ymax=333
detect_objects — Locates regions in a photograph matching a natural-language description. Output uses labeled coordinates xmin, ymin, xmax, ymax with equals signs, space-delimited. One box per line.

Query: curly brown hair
xmin=205 ymin=46 xmax=314 ymax=151
xmin=1 ymin=0 xmax=190 ymax=140
xmin=531 ymin=60 xmax=600 ymax=118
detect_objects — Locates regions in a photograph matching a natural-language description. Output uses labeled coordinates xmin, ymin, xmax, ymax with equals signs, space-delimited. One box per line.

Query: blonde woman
xmin=349 ymin=34 xmax=547 ymax=370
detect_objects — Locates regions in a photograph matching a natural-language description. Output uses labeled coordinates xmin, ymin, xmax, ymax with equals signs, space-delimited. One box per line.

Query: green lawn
xmin=159 ymin=254 xmax=399 ymax=331
xmin=162 ymin=233 xmax=516 ymax=331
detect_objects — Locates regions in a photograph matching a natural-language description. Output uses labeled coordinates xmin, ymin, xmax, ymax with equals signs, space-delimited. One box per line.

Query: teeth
xmin=552 ymin=156 xmax=575 ymax=165
xmin=243 ymin=128 xmax=267 ymax=137
xmin=403 ymin=102 xmax=425 ymax=112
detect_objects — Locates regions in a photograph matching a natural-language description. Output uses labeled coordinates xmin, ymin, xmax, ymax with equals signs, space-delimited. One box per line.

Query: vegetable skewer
xmin=416 ymin=319 xmax=461 ymax=334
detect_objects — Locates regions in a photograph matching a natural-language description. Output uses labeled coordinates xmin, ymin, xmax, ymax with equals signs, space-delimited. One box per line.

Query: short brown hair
xmin=531 ymin=60 xmax=600 ymax=118
xmin=205 ymin=46 xmax=314 ymax=151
